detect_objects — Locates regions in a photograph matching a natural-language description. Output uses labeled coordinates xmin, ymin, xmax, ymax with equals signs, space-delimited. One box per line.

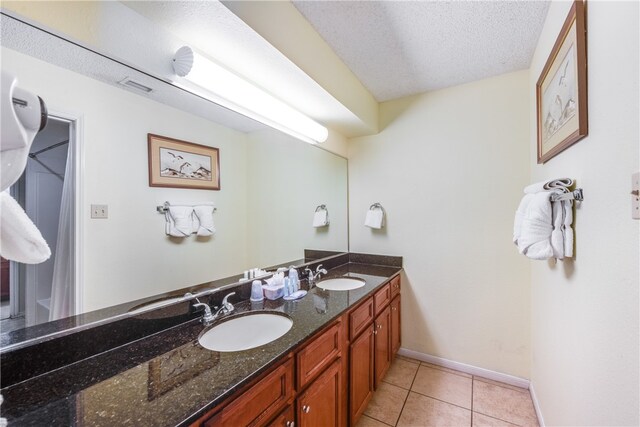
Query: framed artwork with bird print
xmin=148 ymin=134 xmax=220 ymax=190
xmin=536 ymin=0 xmax=588 ymax=164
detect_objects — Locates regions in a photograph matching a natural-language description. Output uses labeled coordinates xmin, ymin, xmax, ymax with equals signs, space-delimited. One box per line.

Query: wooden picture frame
xmin=536 ymin=0 xmax=588 ymax=164
xmin=148 ymin=133 xmax=220 ymax=190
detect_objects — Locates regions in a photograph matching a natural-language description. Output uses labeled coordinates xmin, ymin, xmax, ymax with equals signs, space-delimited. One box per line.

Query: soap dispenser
xmin=289 ymin=267 xmax=299 ymax=292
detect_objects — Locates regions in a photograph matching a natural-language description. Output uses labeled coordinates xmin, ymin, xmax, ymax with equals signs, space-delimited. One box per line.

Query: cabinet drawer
xmin=349 ymin=297 xmax=374 ymax=340
xmin=297 ymin=320 xmax=342 ymax=390
xmin=203 ymin=358 xmax=294 ymax=427
xmin=268 ymin=405 xmax=295 ymax=427
xmin=390 ymin=276 xmax=401 ymax=299
xmin=373 ymin=284 xmax=391 ymax=316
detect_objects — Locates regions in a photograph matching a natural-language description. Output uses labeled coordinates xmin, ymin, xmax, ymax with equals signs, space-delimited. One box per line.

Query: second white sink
xmin=198 ymin=313 xmax=292 ymax=352
xmin=317 ymin=277 xmax=366 ymax=291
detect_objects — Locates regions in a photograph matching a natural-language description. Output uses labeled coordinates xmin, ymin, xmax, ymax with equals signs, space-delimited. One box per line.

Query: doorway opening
xmin=1 ymin=114 xmax=77 ymax=332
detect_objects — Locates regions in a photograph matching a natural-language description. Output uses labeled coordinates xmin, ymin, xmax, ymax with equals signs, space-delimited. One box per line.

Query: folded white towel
xmin=550 ymin=196 xmax=565 ymax=259
xmin=563 ymin=201 xmax=574 ymax=258
xmin=313 ymin=210 xmax=328 ymax=227
xmin=193 ymin=205 xmax=216 ymax=236
xmin=516 ymin=192 xmax=554 ymax=260
xmin=365 ymin=208 xmax=384 ymax=229
xmin=0 ymin=192 xmax=51 ymax=263
xmin=166 ymin=205 xmax=193 ymax=237
xmin=524 ymin=178 xmax=574 ymax=194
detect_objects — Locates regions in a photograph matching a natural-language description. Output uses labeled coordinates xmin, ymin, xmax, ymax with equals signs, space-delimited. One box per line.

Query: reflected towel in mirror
xmin=193 ymin=204 xmax=216 ymax=236
xmin=313 ymin=210 xmax=328 ymax=227
xmin=166 ymin=205 xmax=193 ymax=237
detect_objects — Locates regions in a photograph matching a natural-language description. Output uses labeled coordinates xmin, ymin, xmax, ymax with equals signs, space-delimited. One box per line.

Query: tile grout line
xmin=409 ymin=388 xmax=474 ymax=413
xmin=471 ymin=411 xmax=525 ymax=427
xmin=394 ymin=363 xmax=421 ymax=426
xmin=470 ymin=376 xmax=474 ymax=426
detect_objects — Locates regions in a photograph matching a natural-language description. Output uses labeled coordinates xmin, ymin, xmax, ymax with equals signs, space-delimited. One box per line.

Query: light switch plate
xmin=91 ymin=204 xmax=108 ymax=219
xmin=632 ymin=172 xmax=640 ymax=220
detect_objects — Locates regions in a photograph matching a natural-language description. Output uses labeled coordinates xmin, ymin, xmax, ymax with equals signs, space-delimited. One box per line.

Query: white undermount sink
xmin=317 ymin=277 xmax=366 ymax=291
xmin=198 ymin=313 xmax=292 ymax=352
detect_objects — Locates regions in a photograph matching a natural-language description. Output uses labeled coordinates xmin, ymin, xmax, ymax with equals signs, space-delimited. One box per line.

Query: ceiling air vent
xmin=118 ymin=77 xmax=153 ymax=93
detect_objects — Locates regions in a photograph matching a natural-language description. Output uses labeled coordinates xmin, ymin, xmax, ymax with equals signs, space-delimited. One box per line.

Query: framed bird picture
xmin=148 ymin=134 xmax=220 ymax=190
xmin=536 ymin=0 xmax=588 ymax=164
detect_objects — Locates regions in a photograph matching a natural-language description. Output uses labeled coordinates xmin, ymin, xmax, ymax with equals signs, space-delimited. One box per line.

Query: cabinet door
xmin=390 ymin=295 xmax=401 ymax=356
xmin=349 ymin=326 xmax=374 ymax=425
xmin=374 ymin=305 xmax=391 ymax=388
xmin=297 ymin=359 xmax=342 ymax=427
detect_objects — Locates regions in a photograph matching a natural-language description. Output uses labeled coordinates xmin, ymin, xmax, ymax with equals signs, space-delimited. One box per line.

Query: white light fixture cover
xmin=172 ymin=46 xmax=328 ymax=144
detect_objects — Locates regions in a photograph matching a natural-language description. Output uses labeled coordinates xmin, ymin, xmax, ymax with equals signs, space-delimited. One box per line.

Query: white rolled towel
xmin=365 ymin=208 xmax=384 ymax=229
xmin=166 ymin=205 xmax=193 ymax=237
xmin=516 ymin=192 xmax=554 ymax=260
xmin=313 ymin=210 xmax=328 ymax=227
xmin=0 ymin=192 xmax=51 ymax=263
xmin=193 ymin=205 xmax=216 ymax=236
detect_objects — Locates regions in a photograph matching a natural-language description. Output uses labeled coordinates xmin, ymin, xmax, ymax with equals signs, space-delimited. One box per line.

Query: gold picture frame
xmin=536 ymin=0 xmax=588 ymax=164
xmin=148 ymin=133 xmax=220 ymax=190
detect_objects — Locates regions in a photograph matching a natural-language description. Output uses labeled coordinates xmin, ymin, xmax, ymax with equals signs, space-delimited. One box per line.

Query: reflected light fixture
xmin=172 ymin=46 xmax=328 ymax=144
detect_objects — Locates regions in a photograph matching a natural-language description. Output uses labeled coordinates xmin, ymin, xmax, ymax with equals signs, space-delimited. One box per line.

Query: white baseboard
xmin=397 ymin=347 xmax=530 ymax=390
xmin=529 ymin=381 xmax=545 ymax=427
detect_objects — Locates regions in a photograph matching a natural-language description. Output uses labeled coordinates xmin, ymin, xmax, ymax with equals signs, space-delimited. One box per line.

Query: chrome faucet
xmin=193 ymin=291 xmax=236 ymax=326
xmin=215 ymin=292 xmax=236 ymax=317
xmin=305 ymin=264 xmax=328 ymax=286
xmin=192 ymin=299 xmax=215 ymax=326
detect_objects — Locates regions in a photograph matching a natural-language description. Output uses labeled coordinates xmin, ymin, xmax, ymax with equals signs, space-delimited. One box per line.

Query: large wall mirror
xmin=0 ymin=10 xmax=348 ymax=346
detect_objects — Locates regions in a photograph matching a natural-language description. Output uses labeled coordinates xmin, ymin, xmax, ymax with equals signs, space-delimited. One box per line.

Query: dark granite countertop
xmin=1 ymin=262 xmax=401 ymax=427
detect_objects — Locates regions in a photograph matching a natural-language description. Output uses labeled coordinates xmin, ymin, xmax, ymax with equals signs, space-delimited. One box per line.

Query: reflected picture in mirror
xmin=0 ymin=12 xmax=348 ymax=348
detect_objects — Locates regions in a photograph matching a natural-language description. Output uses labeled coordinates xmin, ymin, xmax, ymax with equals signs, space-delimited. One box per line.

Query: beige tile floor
xmin=356 ymin=356 xmax=539 ymax=427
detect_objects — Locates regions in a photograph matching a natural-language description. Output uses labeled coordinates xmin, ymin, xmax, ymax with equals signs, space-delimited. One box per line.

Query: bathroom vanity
xmin=0 ymin=253 xmax=402 ymax=427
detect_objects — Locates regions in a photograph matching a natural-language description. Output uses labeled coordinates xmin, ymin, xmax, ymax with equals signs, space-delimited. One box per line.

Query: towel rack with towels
xmin=313 ymin=204 xmax=329 ymax=227
xmin=156 ymin=201 xmax=217 ymax=214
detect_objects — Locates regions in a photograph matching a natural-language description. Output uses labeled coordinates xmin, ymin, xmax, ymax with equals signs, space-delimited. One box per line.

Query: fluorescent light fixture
xmin=172 ymin=46 xmax=328 ymax=144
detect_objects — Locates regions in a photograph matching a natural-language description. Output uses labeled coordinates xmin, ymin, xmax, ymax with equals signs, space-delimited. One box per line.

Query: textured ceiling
xmin=293 ymin=0 xmax=550 ymax=102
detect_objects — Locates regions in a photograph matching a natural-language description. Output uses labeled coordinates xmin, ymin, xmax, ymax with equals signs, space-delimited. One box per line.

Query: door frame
xmin=14 ymin=109 xmax=84 ymax=320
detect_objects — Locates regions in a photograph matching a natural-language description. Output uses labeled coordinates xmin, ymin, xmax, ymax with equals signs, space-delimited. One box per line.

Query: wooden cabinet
xmin=390 ymin=295 xmax=401 ymax=356
xmin=196 ymin=275 xmax=401 ymax=427
xmin=349 ymin=324 xmax=374 ymax=425
xmin=349 ymin=275 xmax=402 ymax=425
xmin=201 ymin=357 xmax=294 ymax=427
xmin=297 ymin=359 xmax=342 ymax=427
xmin=374 ymin=305 xmax=391 ymax=387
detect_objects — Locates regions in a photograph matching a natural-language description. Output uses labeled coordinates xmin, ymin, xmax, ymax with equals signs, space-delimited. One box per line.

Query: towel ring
xmin=369 ymin=202 xmax=384 ymax=211
xmin=315 ymin=204 xmax=327 ymax=212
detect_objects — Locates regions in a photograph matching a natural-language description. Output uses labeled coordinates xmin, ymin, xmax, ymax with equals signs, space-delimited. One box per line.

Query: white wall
xmin=246 ymin=130 xmax=348 ymax=268
xmin=349 ymin=70 xmax=532 ymax=378
xmin=528 ymin=1 xmax=639 ymax=425
xmin=2 ymin=47 xmax=250 ymax=311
